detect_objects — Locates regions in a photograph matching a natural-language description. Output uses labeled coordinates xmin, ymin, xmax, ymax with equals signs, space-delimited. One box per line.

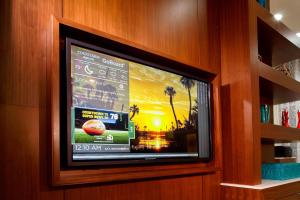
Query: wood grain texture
xmin=211 ymin=75 xmax=223 ymax=170
xmin=0 ymin=0 xmax=48 ymax=106
xmin=63 ymin=0 xmax=199 ymax=66
xmin=255 ymin=2 xmax=300 ymax=49
xmin=0 ymin=105 xmax=39 ymax=200
xmin=261 ymin=124 xmax=300 ymax=141
xmin=222 ymin=181 xmax=300 ymax=200
xmin=220 ymin=0 xmax=261 ymax=185
xmin=257 ymin=18 xmax=300 ymax=67
xmin=261 ymin=141 xmax=275 ymax=163
xmin=279 ymin=194 xmax=300 ymax=200
xmin=62 ymin=0 xmax=219 ymax=74
xmin=221 ymin=186 xmax=263 ymax=200
xmin=203 ymin=172 xmax=221 ymax=200
xmin=198 ymin=0 xmax=220 ymax=72
xmin=65 ymin=175 xmax=203 ymax=200
xmin=1 ymin=0 xmax=221 ymax=199
xmin=0 ymin=0 xmax=65 ymax=199
xmin=262 ymin=181 xmax=300 ymax=200
xmin=259 ymin=62 xmax=300 ymax=104
xmin=51 ymin=17 xmax=221 ymax=186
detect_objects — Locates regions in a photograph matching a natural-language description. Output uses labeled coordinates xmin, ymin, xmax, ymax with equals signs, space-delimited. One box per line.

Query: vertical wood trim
xmin=220 ymin=0 xmax=261 ymax=185
xmin=50 ymin=16 xmax=61 ymax=185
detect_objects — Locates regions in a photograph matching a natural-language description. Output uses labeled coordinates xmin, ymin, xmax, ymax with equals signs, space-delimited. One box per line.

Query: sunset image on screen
xmin=70 ymin=42 xmax=206 ymax=162
xmin=128 ymin=62 xmax=199 ymax=153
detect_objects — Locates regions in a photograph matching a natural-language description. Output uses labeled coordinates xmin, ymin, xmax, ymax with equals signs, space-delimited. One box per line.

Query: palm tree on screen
xmin=130 ymin=104 xmax=139 ymax=120
xmin=180 ymin=77 xmax=195 ymax=122
xmin=164 ymin=86 xmax=178 ymax=129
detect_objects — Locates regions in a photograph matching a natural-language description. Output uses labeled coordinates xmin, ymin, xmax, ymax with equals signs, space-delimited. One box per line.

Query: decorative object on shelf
xmin=274 ymin=104 xmax=300 ymax=162
xmin=262 ymin=163 xmax=300 ymax=180
xmin=272 ymin=59 xmax=300 ymax=81
xmin=272 ymin=59 xmax=300 ymax=127
xmin=291 ymin=59 xmax=300 ymax=82
xmin=274 ymin=101 xmax=300 ymax=128
xmin=282 ymin=109 xmax=290 ymax=127
xmin=258 ymin=54 xmax=263 ymax=62
xmin=297 ymin=110 xmax=300 ymax=129
xmin=295 ymin=142 xmax=300 ymax=163
xmin=257 ymin=0 xmax=269 ymax=9
xmin=260 ymin=104 xmax=270 ymax=123
xmin=275 ymin=146 xmax=292 ymax=157
xmin=273 ymin=63 xmax=292 ymax=78
xmin=275 ymin=143 xmax=298 ymax=163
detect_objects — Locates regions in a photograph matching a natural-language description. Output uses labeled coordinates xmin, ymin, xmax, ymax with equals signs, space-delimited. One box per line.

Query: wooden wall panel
xmin=0 ymin=0 xmax=65 ymax=199
xmin=0 ymin=0 xmax=221 ymax=199
xmin=65 ymin=176 xmax=203 ymax=200
xmin=220 ymin=0 xmax=261 ymax=185
xmin=262 ymin=181 xmax=300 ymax=200
xmin=202 ymin=172 xmax=221 ymax=200
xmin=0 ymin=105 xmax=40 ymax=200
xmin=63 ymin=0 xmax=200 ymax=67
xmin=62 ymin=0 xmax=219 ymax=73
xmin=221 ymin=186 xmax=263 ymax=200
xmin=198 ymin=0 xmax=220 ymax=73
xmin=0 ymin=0 xmax=48 ymax=106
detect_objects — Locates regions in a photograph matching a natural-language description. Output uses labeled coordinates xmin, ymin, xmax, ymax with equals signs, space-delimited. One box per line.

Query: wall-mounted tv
xmin=61 ymin=36 xmax=212 ymax=166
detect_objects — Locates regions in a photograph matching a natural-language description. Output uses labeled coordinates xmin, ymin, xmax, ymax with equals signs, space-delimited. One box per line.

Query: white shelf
xmin=221 ymin=177 xmax=300 ymax=190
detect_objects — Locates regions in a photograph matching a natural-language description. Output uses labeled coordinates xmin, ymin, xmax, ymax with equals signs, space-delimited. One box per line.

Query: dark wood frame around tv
xmin=50 ymin=17 xmax=221 ymax=186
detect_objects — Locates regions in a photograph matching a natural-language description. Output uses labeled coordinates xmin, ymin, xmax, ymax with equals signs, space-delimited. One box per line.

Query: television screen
xmin=64 ymin=38 xmax=211 ymax=166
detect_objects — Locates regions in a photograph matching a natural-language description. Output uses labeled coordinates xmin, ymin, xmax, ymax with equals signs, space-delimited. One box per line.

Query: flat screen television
xmin=61 ymin=37 xmax=212 ymax=166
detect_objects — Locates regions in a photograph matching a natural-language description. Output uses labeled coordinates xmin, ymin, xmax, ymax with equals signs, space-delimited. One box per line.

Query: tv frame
xmin=50 ymin=19 xmax=221 ymax=186
xmin=60 ymin=31 xmax=212 ymax=168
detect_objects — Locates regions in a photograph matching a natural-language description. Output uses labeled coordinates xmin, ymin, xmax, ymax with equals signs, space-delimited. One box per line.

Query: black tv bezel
xmin=61 ymin=32 xmax=213 ymax=167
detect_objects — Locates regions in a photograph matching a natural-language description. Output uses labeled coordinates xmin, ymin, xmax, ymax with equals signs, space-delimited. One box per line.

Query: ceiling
xmin=270 ymin=0 xmax=300 ymax=33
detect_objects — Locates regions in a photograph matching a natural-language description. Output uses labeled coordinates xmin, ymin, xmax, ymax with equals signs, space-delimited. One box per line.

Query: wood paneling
xmin=50 ymin=18 xmax=221 ymax=186
xmin=220 ymin=0 xmax=261 ymax=185
xmin=0 ymin=0 xmax=49 ymax=106
xmin=261 ymin=140 xmax=275 ymax=163
xmin=65 ymin=175 xmax=203 ymax=200
xmin=261 ymin=124 xmax=300 ymax=141
xmin=0 ymin=0 xmax=221 ymax=199
xmin=257 ymin=18 xmax=300 ymax=67
xmin=280 ymin=194 xmax=300 ymax=200
xmin=222 ymin=181 xmax=300 ymax=200
xmin=259 ymin=62 xmax=300 ymax=104
xmin=198 ymin=0 xmax=220 ymax=72
xmin=203 ymin=172 xmax=221 ymax=200
xmin=0 ymin=0 xmax=64 ymax=199
xmin=211 ymin=75 xmax=223 ymax=170
xmin=221 ymin=186 xmax=263 ymax=200
xmin=0 ymin=105 xmax=39 ymax=200
xmin=62 ymin=0 xmax=220 ymax=74
xmin=262 ymin=180 xmax=300 ymax=200
xmin=63 ymin=0 xmax=200 ymax=68
xmin=255 ymin=2 xmax=300 ymax=49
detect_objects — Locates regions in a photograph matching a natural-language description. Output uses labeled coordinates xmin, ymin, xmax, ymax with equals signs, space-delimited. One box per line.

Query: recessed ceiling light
xmin=296 ymin=33 xmax=300 ymax=38
xmin=274 ymin=13 xmax=283 ymax=21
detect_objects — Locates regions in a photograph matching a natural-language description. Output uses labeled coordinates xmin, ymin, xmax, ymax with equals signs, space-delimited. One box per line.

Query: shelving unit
xmin=255 ymin=3 xmax=300 ymax=49
xmin=274 ymin=157 xmax=296 ymax=163
xmin=256 ymin=3 xmax=300 ymax=67
xmin=258 ymin=54 xmax=300 ymax=167
xmin=259 ymin=62 xmax=300 ymax=104
xmin=261 ymin=124 xmax=300 ymax=141
xmin=221 ymin=1 xmax=300 ymax=198
xmin=257 ymin=0 xmax=300 ymax=138
xmin=256 ymin=1 xmax=300 ymax=199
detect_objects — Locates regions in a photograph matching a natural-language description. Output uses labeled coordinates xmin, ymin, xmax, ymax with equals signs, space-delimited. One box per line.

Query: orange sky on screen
xmin=129 ymin=62 xmax=197 ymax=131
